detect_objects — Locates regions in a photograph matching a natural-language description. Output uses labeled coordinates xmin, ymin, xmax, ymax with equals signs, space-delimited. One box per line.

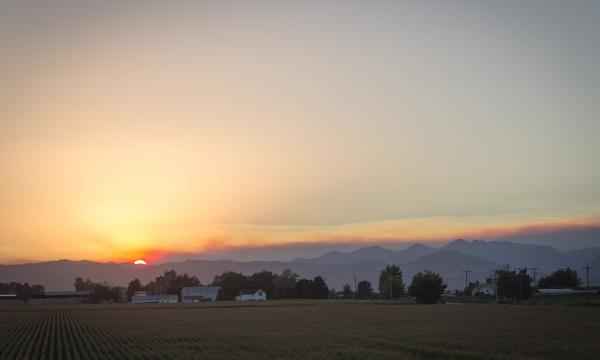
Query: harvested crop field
xmin=0 ymin=301 xmax=598 ymax=360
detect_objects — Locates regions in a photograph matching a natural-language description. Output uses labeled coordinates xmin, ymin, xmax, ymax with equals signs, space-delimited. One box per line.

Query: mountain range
xmin=1 ymin=239 xmax=599 ymax=292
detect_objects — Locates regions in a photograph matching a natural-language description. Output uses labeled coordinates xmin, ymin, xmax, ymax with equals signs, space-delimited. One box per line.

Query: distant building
xmin=235 ymin=289 xmax=267 ymax=302
xmin=181 ymin=286 xmax=220 ymax=302
xmin=0 ymin=294 xmax=24 ymax=305
xmin=28 ymin=291 xmax=91 ymax=305
xmin=119 ymin=288 xmax=128 ymax=303
xmin=537 ymin=288 xmax=576 ymax=295
xmin=131 ymin=294 xmax=178 ymax=304
xmin=474 ymin=284 xmax=496 ymax=296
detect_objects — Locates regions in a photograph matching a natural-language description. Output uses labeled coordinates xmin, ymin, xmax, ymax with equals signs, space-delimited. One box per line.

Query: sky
xmin=1 ymin=1 xmax=599 ymax=263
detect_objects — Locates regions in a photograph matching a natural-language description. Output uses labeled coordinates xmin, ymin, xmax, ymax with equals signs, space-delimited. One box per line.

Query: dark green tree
xmin=378 ymin=265 xmax=404 ymax=299
xmin=89 ymin=281 xmax=121 ymax=303
xmin=312 ymin=276 xmax=329 ymax=299
xmin=342 ymin=284 xmax=354 ymax=298
xmin=273 ymin=269 xmax=299 ymax=299
xmin=538 ymin=268 xmax=580 ymax=289
xmin=143 ymin=280 xmax=156 ymax=293
xmin=152 ymin=270 xmax=201 ymax=299
xmin=212 ymin=271 xmax=251 ymax=300
xmin=127 ymin=278 xmax=142 ymax=300
xmin=496 ymin=269 xmax=533 ymax=302
xmin=295 ymin=279 xmax=312 ymax=298
xmin=408 ymin=270 xmax=447 ymax=304
xmin=250 ymin=271 xmax=276 ymax=298
xmin=356 ymin=280 xmax=374 ymax=299
xmin=74 ymin=277 xmax=93 ymax=291
xmin=294 ymin=276 xmax=329 ymax=299
xmin=10 ymin=282 xmax=44 ymax=302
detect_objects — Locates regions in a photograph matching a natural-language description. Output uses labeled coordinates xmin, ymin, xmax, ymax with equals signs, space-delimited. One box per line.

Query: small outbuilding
xmin=235 ymin=289 xmax=267 ymax=302
xmin=181 ymin=286 xmax=220 ymax=302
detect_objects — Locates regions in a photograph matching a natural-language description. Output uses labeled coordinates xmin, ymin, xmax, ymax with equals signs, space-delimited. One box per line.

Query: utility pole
xmin=527 ymin=267 xmax=539 ymax=286
xmin=526 ymin=267 xmax=539 ymax=304
xmin=584 ymin=265 xmax=591 ymax=288
xmin=460 ymin=270 xmax=471 ymax=291
xmin=489 ymin=269 xmax=499 ymax=304
xmin=517 ymin=268 xmax=522 ymax=302
xmin=584 ymin=265 xmax=592 ymax=307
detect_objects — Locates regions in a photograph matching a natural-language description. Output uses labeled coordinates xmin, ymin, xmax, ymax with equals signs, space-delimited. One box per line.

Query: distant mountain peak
xmin=406 ymin=243 xmax=434 ymax=250
xmin=362 ymin=245 xmax=385 ymax=250
xmin=449 ymin=238 xmax=468 ymax=244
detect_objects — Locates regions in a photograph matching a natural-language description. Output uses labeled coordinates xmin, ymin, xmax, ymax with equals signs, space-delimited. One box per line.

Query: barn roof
xmin=181 ymin=286 xmax=220 ymax=297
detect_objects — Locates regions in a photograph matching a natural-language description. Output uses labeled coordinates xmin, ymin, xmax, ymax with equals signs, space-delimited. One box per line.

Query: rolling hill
xmin=2 ymin=240 xmax=599 ymax=292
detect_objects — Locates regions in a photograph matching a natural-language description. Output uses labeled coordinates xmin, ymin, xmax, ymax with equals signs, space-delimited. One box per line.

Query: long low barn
xmin=131 ymin=294 xmax=178 ymax=304
xmin=28 ymin=291 xmax=91 ymax=305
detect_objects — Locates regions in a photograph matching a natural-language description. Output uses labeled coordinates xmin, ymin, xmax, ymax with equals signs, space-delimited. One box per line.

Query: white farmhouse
xmin=181 ymin=286 xmax=220 ymax=302
xmin=235 ymin=289 xmax=267 ymax=302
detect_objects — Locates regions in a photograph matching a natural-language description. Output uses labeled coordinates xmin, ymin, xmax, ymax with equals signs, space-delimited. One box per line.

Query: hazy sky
xmin=1 ymin=1 xmax=599 ymax=263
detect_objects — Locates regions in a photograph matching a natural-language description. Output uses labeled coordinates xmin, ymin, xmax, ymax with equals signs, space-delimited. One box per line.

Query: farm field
xmin=1 ymin=301 xmax=599 ymax=360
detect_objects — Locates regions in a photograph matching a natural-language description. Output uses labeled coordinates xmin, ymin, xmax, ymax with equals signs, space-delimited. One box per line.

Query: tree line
xmin=126 ymin=269 xmax=331 ymax=300
xmin=339 ymin=265 xmax=447 ymax=304
xmin=0 ymin=282 xmax=44 ymax=301
xmin=73 ymin=277 xmax=125 ymax=303
xmin=460 ymin=267 xmax=584 ymax=303
xmin=54 ymin=265 xmax=589 ymax=305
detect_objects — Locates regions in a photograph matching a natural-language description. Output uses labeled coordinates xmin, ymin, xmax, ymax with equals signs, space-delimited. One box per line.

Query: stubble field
xmin=0 ymin=301 xmax=598 ymax=360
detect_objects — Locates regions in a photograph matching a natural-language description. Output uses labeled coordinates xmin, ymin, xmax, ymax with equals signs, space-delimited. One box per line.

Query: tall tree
xmin=356 ymin=280 xmax=374 ymax=299
xmin=212 ymin=271 xmax=251 ymax=300
xmin=250 ymin=271 xmax=276 ymax=298
xmin=294 ymin=277 xmax=330 ymax=299
xmin=496 ymin=269 xmax=533 ymax=302
xmin=5 ymin=282 xmax=45 ymax=302
xmin=74 ymin=277 xmax=93 ymax=291
xmin=153 ymin=270 xmax=201 ymax=299
xmin=127 ymin=278 xmax=142 ymax=300
xmin=342 ymin=284 xmax=354 ymax=299
xmin=408 ymin=271 xmax=447 ymax=304
xmin=538 ymin=268 xmax=580 ymax=289
xmin=312 ymin=276 xmax=329 ymax=299
xmin=273 ymin=269 xmax=299 ymax=299
xmin=378 ymin=265 xmax=404 ymax=299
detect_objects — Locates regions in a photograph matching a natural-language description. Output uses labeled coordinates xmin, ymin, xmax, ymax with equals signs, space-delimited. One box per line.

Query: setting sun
xmin=133 ymin=260 xmax=147 ymax=265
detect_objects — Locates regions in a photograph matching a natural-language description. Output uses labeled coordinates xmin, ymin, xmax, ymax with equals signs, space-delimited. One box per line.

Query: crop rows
xmin=0 ymin=308 xmax=214 ymax=360
xmin=1 ymin=302 xmax=599 ymax=359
